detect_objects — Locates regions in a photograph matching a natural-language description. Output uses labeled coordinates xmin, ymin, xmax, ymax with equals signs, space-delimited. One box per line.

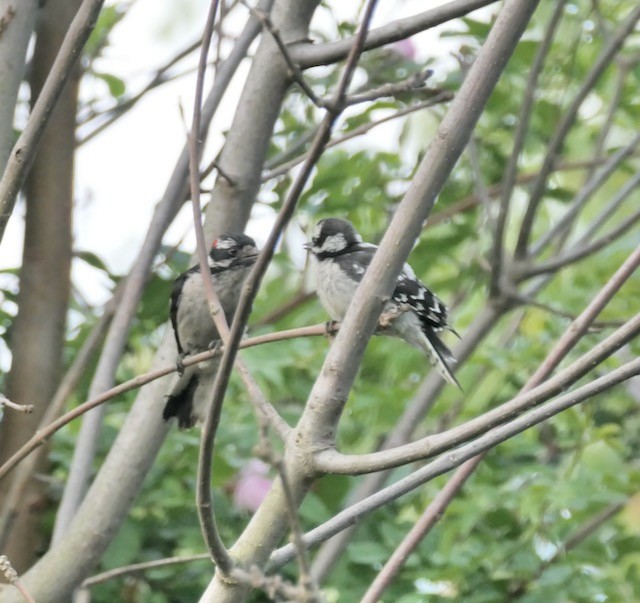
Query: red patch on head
xmin=211 ymin=239 xmax=218 ymax=249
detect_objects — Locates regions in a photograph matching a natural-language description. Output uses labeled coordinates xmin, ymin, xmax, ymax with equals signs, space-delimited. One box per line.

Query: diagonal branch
xmin=315 ymin=310 xmax=640 ymax=474
xmin=291 ymin=0 xmax=499 ymax=69
xmin=490 ymin=0 xmax=566 ymax=297
xmin=0 ymin=324 xmax=327 ymax=483
xmin=530 ymin=134 xmax=640 ymax=257
xmin=0 ymin=0 xmax=105 ymax=244
xmin=270 ymin=358 xmax=640 ymax=571
xmin=514 ymin=4 xmax=640 ymax=258
xmin=520 ymin=208 xmax=640 ymax=280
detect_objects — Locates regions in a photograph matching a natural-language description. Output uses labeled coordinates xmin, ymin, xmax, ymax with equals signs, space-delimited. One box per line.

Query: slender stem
xmin=521 ymin=209 xmax=640 ymax=280
xmin=270 ymin=358 xmax=640 ymax=572
xmin=530 ymin=134 xmax=640 ymax=257
xmin=262 ymin=93 xmax=452 ymax=182
xmin=195 ymin=2 xmax=381 ymax=590
xmin=491 ymin=0 xmax=565 ymax=296
xmin=291 ymin=0 xmax=499 ymax=69
xmin=360 ymin=466 xmax=475 ymax=603
xmin=81 ymin=554 xmax=211 ymax=588
xmin=514 ymin=4 xmax=640 ymax=258
xmin=0 ymin=324 xmax=327 ymax=482
xmin=0 ymin=0 xmax=106 ymax=244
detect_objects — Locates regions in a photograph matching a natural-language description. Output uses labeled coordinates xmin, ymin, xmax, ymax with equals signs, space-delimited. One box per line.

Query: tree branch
xmin=0 ymin=0 xmax=105 ymax=244
xmin=315 ymin=310 xmax=640 ymax=474
xmin=0 ymin=396 xmax=33 ymax=414
xmin=291 ymin=0 xmax=499 ymax=69
xmin=521 ymin=208 xmax=640 ymax=280
xmin=490 ymin=0 xmax=566 ymax=297
xmin=514 ymin=4 xmax=640 ymax=258
xmin=530 ymin=133 xmax=640 ymax=257
xmin=261 ymin=92 xmax=453 ymax=182
xmin=0 ymin=324 xmax=328 ymax=483
xmin=270 ymin=358 xmax=640 ymax=571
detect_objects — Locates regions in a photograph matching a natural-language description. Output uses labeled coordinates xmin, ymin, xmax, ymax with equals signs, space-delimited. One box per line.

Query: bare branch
xmin=82 ymin=554 xmax=211 ymax=588
xmin=360 ymin=466 xmax=476 ymax=603
xmin=78 ymin=39 xmax=201 ymax=144
xmin=0 ymin=0 xmax=105 ymax=244
xmin=242 ymin=1 xmax=321 ymax=105
xmin=291 ymin=0 xmax=500 ymax=69
xmin=514 ymin=4 xmax=640 ymax=258
xmin=0 ymin=396 xmax=33 ymax=414
xmin=315 ymin=311 xmax=640 ymax=474
xmin=490 ymin=0 xmax=566 ymax=296
xmin=530 ymin=134 xmax=640 ymax=257
xmin=0 ymin=324 xmax=328 ymax=482
xmin=262 ymin=92 xmax=453 ymax=182
xmin=573 ymin=170 xmax=640 ymax=246
xmin=0 ymin=555 xmax=35 ymax=603
xmin=521 ymin=208 xmax=640 ymax=280
xmin=271 ymin=358 xmax=640 ymax=571
xmin=337 ymin=70 xmax=437 ymax=107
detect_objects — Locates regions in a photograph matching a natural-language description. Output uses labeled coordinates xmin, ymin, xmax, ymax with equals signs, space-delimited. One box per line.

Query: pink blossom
xmin=393 ymin=38 xmax=417 ymax=60
xmin=233 ymin=459 xmax=272 ymax=513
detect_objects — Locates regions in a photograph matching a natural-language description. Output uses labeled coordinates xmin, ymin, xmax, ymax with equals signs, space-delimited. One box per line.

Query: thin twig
xmin=0 ymin=324 xmax=329 ymax=482
xmin=78 ymin=38 xmax=201 ymax=144
xmin=0 ymin=396 xmax=34 ymax=414
xmin=490 ymin=0 xmax=566 ymax=296
xmin=0 ymin=0 xmax=106 ymax=244
xmin=243 ymin=1 xmax=320 ymax=105
xmin=514 ymin=4 xmax=640 ymax=258
xmin=262 ymin=93 xmax=452 ymax=182
xmin=81 ymin=554 xmax=212 ymax=587
xmin=530 ymin=133 xmax=640 ymax=257
xmin=0 ymin=555 xmax=36 ymax=603
xmin=187 ymin=0 xmax=234 ymax=574
xmin=336 ymin=70 xmax=437 ymax=107
xmin=521 ymin=207 xmax=640 ymax=280
xmin=270 ymin=358 xmax=640 ymax=572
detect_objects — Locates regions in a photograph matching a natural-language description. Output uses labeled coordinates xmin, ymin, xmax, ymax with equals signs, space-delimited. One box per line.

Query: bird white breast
xmin=314 ymin=258 xmax=359 ymax=320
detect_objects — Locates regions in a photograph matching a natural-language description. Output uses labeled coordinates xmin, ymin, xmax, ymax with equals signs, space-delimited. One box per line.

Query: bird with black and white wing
xmin=306 ymin=218 xmax=459 ymax=388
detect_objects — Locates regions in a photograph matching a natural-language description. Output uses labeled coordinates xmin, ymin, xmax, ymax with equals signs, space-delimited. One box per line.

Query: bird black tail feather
xmin=163 ymin=374 xmax=199 ymax=429
xmin=424 ymin=330 xmax=461 ymax=389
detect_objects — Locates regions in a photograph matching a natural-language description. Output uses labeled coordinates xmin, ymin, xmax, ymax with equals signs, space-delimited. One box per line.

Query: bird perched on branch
xmin=306 ymin=218 xmax=459 ymax=388
xmin=163 ymin=233 xmax=259 ymax=428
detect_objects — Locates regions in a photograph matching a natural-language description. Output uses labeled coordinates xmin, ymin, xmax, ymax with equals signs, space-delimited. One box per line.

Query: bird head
xmin=208 ymin=233 xmax=259 ymax=269
xmin=305 ymin=218 xmax=362 ymax=258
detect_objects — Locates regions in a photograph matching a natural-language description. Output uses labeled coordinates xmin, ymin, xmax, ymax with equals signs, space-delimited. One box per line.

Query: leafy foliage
xmin=4 ymin=1 xmax=640 ymax=601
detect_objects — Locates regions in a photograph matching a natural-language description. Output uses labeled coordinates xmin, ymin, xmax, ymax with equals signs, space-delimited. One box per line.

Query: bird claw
xmin=176 ymin=353 xmax=188 ymax=376
xmin=324 ymin=320 xmax=339 ymax=338
xmin=378 ymin=304 xmax=409 ymax=329
xmin=208 ymin=340 xmax=222 ymax=354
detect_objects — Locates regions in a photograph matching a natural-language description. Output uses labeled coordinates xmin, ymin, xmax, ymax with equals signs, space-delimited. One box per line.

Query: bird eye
xmin=228 ymin=247 xmax=237 ymax=256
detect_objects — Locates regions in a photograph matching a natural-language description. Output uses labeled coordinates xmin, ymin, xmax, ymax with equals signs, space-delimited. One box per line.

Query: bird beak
xmin=303 ymin=242 xmax=312 ymax=251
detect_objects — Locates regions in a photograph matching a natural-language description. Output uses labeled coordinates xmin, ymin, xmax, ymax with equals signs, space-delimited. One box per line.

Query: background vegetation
xmin=0 ymin=1 xmax=639 ymax=601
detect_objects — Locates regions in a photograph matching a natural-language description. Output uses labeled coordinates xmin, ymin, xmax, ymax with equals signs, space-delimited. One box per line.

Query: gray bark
xmin=0 ymin=0 xmax=38 ymax=171
xmin=0 ymin=0 xmax=79 ymax=572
